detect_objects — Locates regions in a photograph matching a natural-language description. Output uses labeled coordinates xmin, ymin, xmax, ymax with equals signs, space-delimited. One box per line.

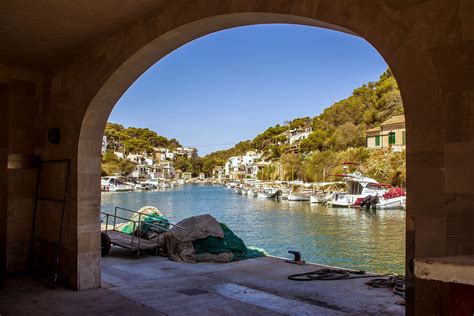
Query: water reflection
xmin=101 ymin=185 xmax=405 ymax=274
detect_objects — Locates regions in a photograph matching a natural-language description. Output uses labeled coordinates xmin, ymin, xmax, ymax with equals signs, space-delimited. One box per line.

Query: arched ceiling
xmin=0 ymin=0 xmax=168 ymax=68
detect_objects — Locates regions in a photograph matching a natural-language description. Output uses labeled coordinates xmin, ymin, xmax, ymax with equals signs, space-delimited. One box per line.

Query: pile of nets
xmin=192 ymin=223 xmax=267 ymax=261
xmin=109 ymin=211 xmax=265 ymax=263
xmin=165 ymin=214 xmax=266 ymax=263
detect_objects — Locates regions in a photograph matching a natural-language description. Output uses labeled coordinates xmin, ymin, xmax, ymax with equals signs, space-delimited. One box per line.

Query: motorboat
xmin=358 ymin=185 xmax=406 ymax=210
xmin=101 ymin=176 xmax=134 ymax=192
xmin=326 ymin=172 xmax=381 ymax=207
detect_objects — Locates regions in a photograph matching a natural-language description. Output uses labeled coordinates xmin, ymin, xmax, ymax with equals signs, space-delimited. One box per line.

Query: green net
xmin=119 ymin=212 xmax=169 ymax=235
xmin=141 ymin=214 xmax=170 ymax=234
xmin=193 ymin=223 xmax=267 ymax=261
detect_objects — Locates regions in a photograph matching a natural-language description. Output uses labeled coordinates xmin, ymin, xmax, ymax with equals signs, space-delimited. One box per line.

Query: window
xmin=388 ymin=132 xmax=396 ymax=145
xmin=375 ymin=135 xmax=380 ymax=146
xmin=402 ymin=131 xmax=406 ymax=145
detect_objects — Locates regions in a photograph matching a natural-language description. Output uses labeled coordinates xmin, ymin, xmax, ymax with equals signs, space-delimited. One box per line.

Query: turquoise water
xmin=101 ymin=185 xmax=405 ymax=274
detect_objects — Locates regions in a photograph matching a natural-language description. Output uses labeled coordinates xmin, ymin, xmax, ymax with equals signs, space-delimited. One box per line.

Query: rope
xmin=288 ymin=268 xmax=391 ymax=281
xmin=288 ymin=268 xmax=406 ymax=305
xmin=366 ymin=275 xmax=406 ymax=299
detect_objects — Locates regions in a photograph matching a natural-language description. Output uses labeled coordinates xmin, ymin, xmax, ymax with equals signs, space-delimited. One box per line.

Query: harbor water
xmin=101 ymin=185 xmax=405 ymax=275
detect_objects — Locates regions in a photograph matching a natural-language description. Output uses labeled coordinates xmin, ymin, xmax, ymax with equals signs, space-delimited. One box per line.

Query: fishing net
xmin=192 ymin=223 xmax=267 ymax=261
xmin=117 ymin=206 xmax=170 ymax=235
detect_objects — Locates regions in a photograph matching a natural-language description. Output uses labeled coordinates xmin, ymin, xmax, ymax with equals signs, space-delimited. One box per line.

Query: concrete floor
xmin=0 ymin=248 xmax=405 ymax=315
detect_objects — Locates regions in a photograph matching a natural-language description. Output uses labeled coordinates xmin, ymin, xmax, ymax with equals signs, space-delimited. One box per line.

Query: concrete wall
xmin=0 ymin=0 xmax=473 ymax=314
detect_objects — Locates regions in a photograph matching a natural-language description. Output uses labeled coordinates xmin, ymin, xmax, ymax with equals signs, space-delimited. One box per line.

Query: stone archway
xmin=69 ymin=1 xmax=445 ymax=313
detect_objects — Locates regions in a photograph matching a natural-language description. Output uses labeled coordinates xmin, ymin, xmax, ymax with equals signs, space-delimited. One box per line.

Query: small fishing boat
xmin=257 ymin=188 xmax=282 ymax=199
xmin=101 ymin=176 xmax=134 ymax=192
xmin=310 ymin=182 xmax=347 ymax=204
xmin=287 ymin=184 xmax=311 ymax=202
xmin=249 ymin=188 xmax=259 ymax=197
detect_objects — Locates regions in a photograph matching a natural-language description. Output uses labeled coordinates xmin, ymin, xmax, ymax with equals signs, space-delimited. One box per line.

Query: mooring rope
xmin=288 ymin=268 xmax=406 ymax=300
xmin=288 ymin=268 xmax=390 ymax=281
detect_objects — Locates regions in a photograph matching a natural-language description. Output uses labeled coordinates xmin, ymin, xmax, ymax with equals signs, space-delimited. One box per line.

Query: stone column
xmin=0 ymin=65 xmax=44 ymax=274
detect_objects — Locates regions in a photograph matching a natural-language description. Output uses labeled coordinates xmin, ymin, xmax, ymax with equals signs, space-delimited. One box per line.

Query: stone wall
xmin=0 ymin=65 xmax=44 ymax=274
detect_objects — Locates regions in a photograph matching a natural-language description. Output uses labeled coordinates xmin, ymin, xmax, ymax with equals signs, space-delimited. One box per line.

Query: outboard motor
xmin=272 ymin=190 xmax=283 ymax=199
xmin=370 ymin=195 xmax=379 ymax=208
xmin=360 ymin=195 xmax=372 ymax=209
xmin=360 ymin=195 xmax=380 ymax=210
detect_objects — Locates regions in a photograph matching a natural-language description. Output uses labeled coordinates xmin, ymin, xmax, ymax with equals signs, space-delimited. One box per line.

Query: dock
xmin=1 ymin=247 xmax=404 ymax=315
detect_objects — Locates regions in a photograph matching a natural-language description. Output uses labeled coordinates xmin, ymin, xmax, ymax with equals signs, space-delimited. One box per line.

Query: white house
xmin=284 ymin=126 xmax=313 ymax=144
xmin=131 ymin=164 xmax=159 ymax=178
xmin=114 ymin=151 xmax=124 ymax=159
xmin=224 ymin=151 xmax=263 ymax=180
xmin=212 ymin=166 xmax=224 ymax=179
xmin=242 ymin=151 xmax=261 ymax=164
xmin=158 ymin=161 xmax=175 ymax=179
xmin=127 ymin=153 xmax=154 ymax=166
xmin=176 ymin=147 xmax=197 ymax=158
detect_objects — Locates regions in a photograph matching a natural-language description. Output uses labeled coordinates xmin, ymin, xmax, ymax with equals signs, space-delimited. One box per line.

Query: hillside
xmin=101 ymin=123 xmax=183 ymax=176
xmin=202 ymin=69 xmax=404 ymax=174
xmin=104 ymin=123 xmax=181 ymax=153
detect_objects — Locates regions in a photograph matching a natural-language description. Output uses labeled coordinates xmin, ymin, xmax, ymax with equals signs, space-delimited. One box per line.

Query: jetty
xmin=1 ymin=247 xmax=404 ymax=315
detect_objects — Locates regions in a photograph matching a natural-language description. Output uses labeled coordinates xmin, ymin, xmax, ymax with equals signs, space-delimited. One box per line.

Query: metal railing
xmin=101 ymin=206 xmax=184 ymax=258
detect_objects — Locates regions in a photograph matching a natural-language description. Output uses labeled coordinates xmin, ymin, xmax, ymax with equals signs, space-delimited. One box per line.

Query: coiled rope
xmin=288 ymin=268 xmax=387 ymax=281
xmin=288 ymin=269 xmax=405 ymax=299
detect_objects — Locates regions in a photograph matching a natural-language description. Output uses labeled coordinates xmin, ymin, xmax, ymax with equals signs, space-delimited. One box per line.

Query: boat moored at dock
xmin=101 ymin=176 xmax=134 ymax=192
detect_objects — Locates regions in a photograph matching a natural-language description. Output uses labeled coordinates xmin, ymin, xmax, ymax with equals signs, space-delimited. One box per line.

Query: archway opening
xmin=89 ymin=22 xmax=405 ymax=314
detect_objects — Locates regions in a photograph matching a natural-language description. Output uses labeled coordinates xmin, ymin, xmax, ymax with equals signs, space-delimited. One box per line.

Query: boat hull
xmin=375 ymin=196 xmax=406 ymax=209
xmin=288 ymin=194 xmax=310 ymax=202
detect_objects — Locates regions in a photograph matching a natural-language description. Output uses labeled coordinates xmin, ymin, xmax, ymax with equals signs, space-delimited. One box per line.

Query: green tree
xmin=175 ymin=156 xmax=193 ymax=173
xmin=119 ymin=159 xmax=136 ymax=176
xmin=257 ymin=165 xmax=276 ymax=181
xmin=280 ymin=153 xmax=302 ymax=181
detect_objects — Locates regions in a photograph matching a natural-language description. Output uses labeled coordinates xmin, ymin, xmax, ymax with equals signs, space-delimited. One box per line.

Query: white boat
xmin=257 ymin=191 xmax=271 ymax=198
xmin=310 ymin=192 xmax=333 ymax=203
xmin=287 ymin=193 xmax=310 ymax=201
xmin=257 ymin=188 xmax=281 ymax=199
xmin=133 ymin=181 xmax=149 ymax=190
xmin=376 ymin=195 xmax=406 ymax=209
xmin=327 ymin=172 xmax=381 ymax=207
xmin=101 ymin=176 xmax=134 ymax=192
xmin=310 ymin=182 xmax=347 ymax=203
xmin=359 ymin=185 xmax=407 ymax=210
xmin=287 ymin=185 xmax=311 ymax=201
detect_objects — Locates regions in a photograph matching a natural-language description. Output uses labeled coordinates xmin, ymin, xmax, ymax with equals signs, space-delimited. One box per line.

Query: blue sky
xmin=109 ymin=24 xmax=388 ymax=155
